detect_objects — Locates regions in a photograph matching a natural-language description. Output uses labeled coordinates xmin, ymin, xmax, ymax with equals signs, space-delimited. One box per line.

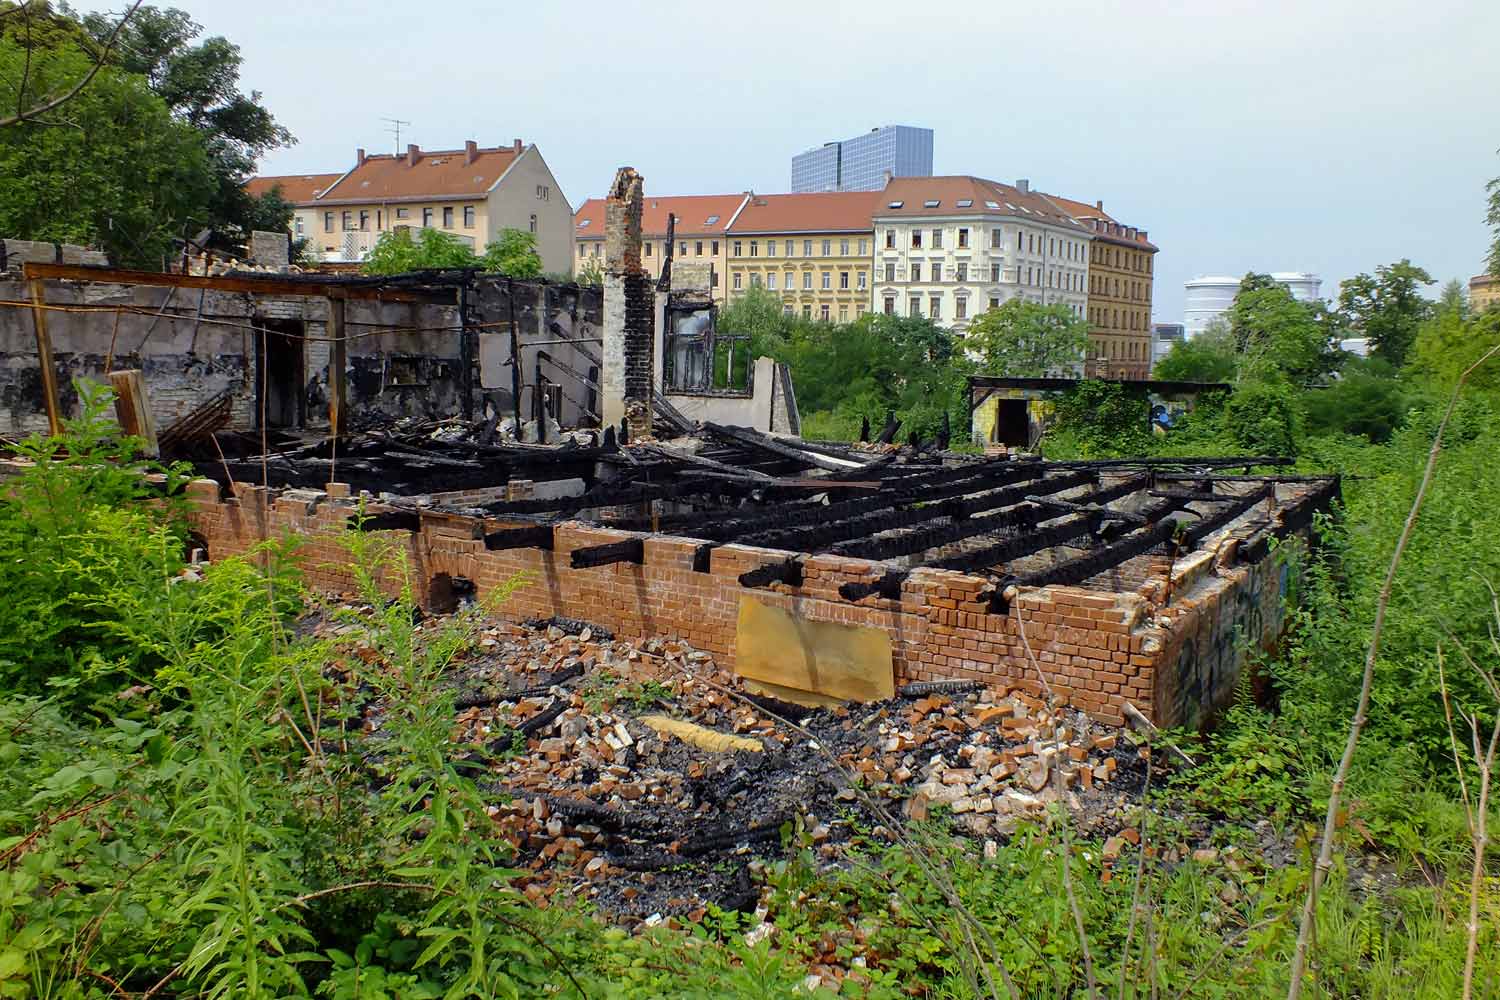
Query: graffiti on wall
xmin=1167 ymin=556 xmax=1286 ymax=728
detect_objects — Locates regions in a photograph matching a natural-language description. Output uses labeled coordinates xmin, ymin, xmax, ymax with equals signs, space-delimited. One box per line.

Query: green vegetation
xmin=0 ymin=3 xmax=291 ymax=265
xmin=361 ymin=227 xmax=543 ymax=277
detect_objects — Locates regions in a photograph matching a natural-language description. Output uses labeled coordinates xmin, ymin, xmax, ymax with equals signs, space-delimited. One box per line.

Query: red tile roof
xmin=573 ymin=193 xmax=749 ymax=239
xmin=1037 ymin=191 xmax=1156 ymax=250
xmin=244 ymin=173 xmax=344 ymax=205
xmin=1038 ymin=192 xmax=1113 ymax=222
xmin=315 ymin=144 xmax=524 ymax=205
xmin=725 ymin=191 xmax=880 ymax=235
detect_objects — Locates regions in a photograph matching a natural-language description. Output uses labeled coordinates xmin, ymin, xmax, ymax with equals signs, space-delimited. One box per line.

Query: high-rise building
xmin=1152 ymin=323 xmax=1186 ymax=368
xmin=790 ymin=126 xmax=933 ymax=193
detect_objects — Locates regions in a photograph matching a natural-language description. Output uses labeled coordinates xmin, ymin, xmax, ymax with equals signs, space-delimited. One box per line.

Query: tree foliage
xmin=1336 ymin=259 xmax=1435 ymax=368
xmin=1487 ymin=153 xmax=1500 ymax=276
xmin=964 ymin=299 xmax=1088 ymax=377
xmin=1228 ymin=277 xmax=1341 ymax=385
xmin=1302 ymin=357 xmax=1408 ymax=443
xmin=1152 ymin=320 xmax=1238 ymax=383
xmin=361 ymin=227 xmax=543 ymax=277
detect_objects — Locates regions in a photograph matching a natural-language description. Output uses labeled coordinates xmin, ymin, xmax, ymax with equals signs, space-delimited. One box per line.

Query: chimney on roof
xmin=406 ymin=143 xmax=420 ymax=167
xmin=464 ymin=140 xmax=478 ymax=165
xmin=1139 ymin=229 xmax=1148 ymax=241
xmin=1095 ymin=199 xmax=1103 ymax=210
xmin=356 ymin=147 xmax=366 ymax=167
xmin=1016 ymin=179 xmax=1030 ymax=193
xmin=512 ymin=138 xmax=523 ymax=153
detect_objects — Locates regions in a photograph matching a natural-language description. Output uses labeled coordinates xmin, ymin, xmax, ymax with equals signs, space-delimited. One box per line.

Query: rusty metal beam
xmin=27 ymin=277 xmax=63 ymax=436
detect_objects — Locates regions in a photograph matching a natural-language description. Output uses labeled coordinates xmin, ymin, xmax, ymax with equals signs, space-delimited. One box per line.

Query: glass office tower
xmin=790 ymin=126 xmax=934 ymax=192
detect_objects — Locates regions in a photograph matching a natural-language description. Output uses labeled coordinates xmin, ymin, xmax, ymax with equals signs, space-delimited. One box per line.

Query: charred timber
xmin=570 ymin=537 xmax=645 ymax=569
xmin=483 ymin=525 xmax=555 ymax=551
xmin=348 ymin=509 xmax=422 ymax=533
xmin=737 ymin=558 xmax=804 ymax=589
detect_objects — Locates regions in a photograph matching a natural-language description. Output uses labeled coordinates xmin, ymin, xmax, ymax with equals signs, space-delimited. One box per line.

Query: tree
xmin=1487 ymin=154 xmax=1500 ymax=276
xmin=1228 ymin=283 xmax=1340 ymax=385
xmin=0 ymin=36 xmax=215 ymax=265
xmin=1336 ymin=259 xmax=1434 ymax=368
xmin=1051 ymin=380 xmax=1154 ymax=457
xmin=1223 ymin=378 xmax=1301 ymax=456
xmin=77 ymin=4 xmax=293 ymax=247
xmin=0 ymin=0 xmax=142 ymax=127
xmin=1435 ymin=278 xmax=1469 ymax=321
xmin=480 ymin=229 xmax=543 ymax=278
xmin=1153 ymin=320 xmax=1238 ymax=382
xmin=1302 ymin=358 xmax=1408 ymax=443
xmin=964 ymin=300 xmax=1087 ymax=377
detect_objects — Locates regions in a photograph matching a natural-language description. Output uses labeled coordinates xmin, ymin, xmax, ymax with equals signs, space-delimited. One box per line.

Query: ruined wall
xmin=472 ymin=279 xmax=602 ymax=429
xmin=183 ymin=481 xmax=1302 ymax=727
xmin=0 ymin=275 xmax=602 ymax=437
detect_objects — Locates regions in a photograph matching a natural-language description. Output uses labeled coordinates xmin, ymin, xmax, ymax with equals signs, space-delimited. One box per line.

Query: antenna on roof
xmin=381 ymin=117 xmax=412 ymax=154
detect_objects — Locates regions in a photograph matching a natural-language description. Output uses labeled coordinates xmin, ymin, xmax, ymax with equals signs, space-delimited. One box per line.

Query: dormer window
xmin=705 ymin=214 xmax=720 ymax=225
xmin=923 ymin=199 xmax=940 ymax=208
xmin=956 ymin=199 xmax=973 ymax=208
xmin=888 ymin=200 xmax=904 ymax=208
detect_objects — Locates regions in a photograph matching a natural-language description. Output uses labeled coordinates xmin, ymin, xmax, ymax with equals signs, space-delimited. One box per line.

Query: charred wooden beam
xmin=348 ymin=509 xmax=422 ymax=533
xmin=839 ymin=569 xmax=908 ymax=602
xmin=1007 ymin=519 xmax=1180 ymax=594
xmin=570 ymin=537 xmax=645 ymax=569
xmin=703 ymin=421 xmax=872 ymax=474
xmin=1180 ymin=484 xmax=1274 ymax=547
xmin=738 ymin=558 xmax=803 ymax=589
xmin=1238 ymin=478 xmax=1339 ymax=563
xmin=1147 ymin=489 xmax=1229 ymax=502
xmin=483 ymin=525 xmax=554 ymax=551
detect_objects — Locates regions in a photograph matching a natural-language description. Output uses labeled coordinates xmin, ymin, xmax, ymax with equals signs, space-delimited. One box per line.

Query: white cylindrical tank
xmin=1183 ymin=276 xmax=1241 ymax=338
xmin=1270 ymin=272 xmax=1322 ymax=303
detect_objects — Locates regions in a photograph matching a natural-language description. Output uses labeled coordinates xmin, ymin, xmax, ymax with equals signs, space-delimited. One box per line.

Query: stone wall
xmin=183 ymin=480 xmax=1306 ymax=728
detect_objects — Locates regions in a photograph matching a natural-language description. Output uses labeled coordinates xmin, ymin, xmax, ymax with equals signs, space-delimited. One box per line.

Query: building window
xmin=645 ymin=242 xmax=653 ymax=257
xmin=931 ymin=229 xmax=943 ymax=249
xmin=991 ymin=228 xmax=1002 ymax=249
xmin=733 ymin=241 xmax=742 ymax=257
xmin=422 ymin=208 xmax=433 ymax=227
xmin=909 ymin=296 xmax=921 ymax=316
xmin=1026 ymin=266 xmax=1033 ymax=285
xmin=750 ymin=273 xmax=761 ymax=287
xmin=840 ymin=239 xmax=849 ymax=256
xmin=820 ymin=304 xmax=830 ymax=321
xmin=839 ymin=271 xmax=849 ymax=290
xmin=803 ymin=271 xmax=813 ymax=290
xmin=464 ymin=206 xmax=475 ymax=228
xmin=910 ymin=263 xmax=921 ymax=282
xmin=442 ymin=206 xmax=453 ymax=228
xmin=839 ymin=306 xmax=848 ymax=322
xmin=955 ymin=297 xmax=967 ymax=320
xmin=342 ymin=211 xmax=354 ymax=231
xmin=767 ymin=273 xmax=777 ymax=289
xmin=932 ymin=264 xmax=942 ymax=282
xmin=679 ymin=241 xmax=687 ymax=256
xmin=822 ymin=239 xmax=832 ymax=255
xmin=733 ymin=272 xmax=742 ymax=290
xmin=712 ymin=240 xmax=720 ymax=255
xmin=750 ymin=241 xmax=758 ymax=257
xmin=324 ymin=212 xmax=334 ymax=233
xmin=956 ymin=263 xmax=968 ymax=282
xmin=804 ymin=239 xmax=813 ymax=256
xmin=989 ymin=296 xmax=1000 ymax=310
xmin=885 ymin=263 xmax=896 ymax=282
xmin=857 ymin=270 xmax=867 ymax=289
xmin=859 ymin=239 xmax=868 ymax=255
xmin=785 ymin=271 xmax=794 ymax=289
xmin=578 ymin=245 xmax=587 ymax=259
xmin=803 ymin=305 xmax=812 ymax=319
xmin=783 ymin=304 xmax=794 ymax=316
xmin=396 ymin=208 xmax=410 ymax=219
xmin=958 ymin=228 xmax=969 ymax=249
xmin=821 ymin=271 xmax=831 ymax=290
xmin=911 ymin=230 xmax=922 ymax=249
xmin=885 ymin=229 xmax=896 ymax=249
xmin=930 ymin=296 xmax=942 ymax=319
xmin=767 ymin=240 xmax=776 ymax=257
xmin=991 ymin=263 xmax=1001 ymax=282
xmin=786 ymin=239 xmax=794 ymax=256
xmin=884 ymin=297 xmax=896 ymax=315
xmin=1028 ymin=234 xmax=1034 ymax=252
xmin=536 ymin=184 xmax=549 ymax=200
xmin=695 ymin=240 xmax=703 ymax=256
xmin=1017 ymin=231 xmax=1023 ymax=250
xmin=374 ymin=210 xmax=382 ymax=230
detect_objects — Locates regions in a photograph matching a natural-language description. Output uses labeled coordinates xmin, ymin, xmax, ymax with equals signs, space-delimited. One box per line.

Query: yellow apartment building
xmin=723 ymin=192 xmax=877 ymax=323
xmin=1041 ymin=193 xmax=1158 ymax=379
xmin=573 ymin=193 xmax=748 ymax=301
xmin=1471 ymin=273 xmax=1500 ymax=314
xmin=247 ymin=139 xmax=575 ymax=273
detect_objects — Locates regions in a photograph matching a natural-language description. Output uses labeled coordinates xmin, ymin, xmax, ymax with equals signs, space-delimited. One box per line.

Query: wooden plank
xmin=107 ymin=369 xmax=159 ymax=457
xmin=734 ymin=596 xmax=893 ymax=704
xmin=327 ymin=296 xmax=347 ymax=438
xmin=28 ymin=278 xmax=64 ymax=437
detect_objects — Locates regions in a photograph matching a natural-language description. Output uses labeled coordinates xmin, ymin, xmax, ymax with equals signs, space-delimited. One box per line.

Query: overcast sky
xmin=86 ymin=0 xmax=1499 ymax=321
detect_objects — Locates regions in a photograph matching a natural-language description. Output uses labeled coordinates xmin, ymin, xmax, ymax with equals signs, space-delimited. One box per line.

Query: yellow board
xmin=735 ymin=596 xmax=894 ymax=704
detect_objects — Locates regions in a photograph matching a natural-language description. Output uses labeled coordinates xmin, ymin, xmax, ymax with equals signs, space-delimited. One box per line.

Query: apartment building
xmin=243 ymin=173 xmax=344 ymax=247
xmin=248 ymin=139 xmax=574 ymax=273
xmin=723 ymin=192 xmax=878 ymax=323
xmin=572 ymin=193 xmax=749 ymax=301
xmin=871 ymin=177 xmax=1091 ymax=331
xmin=1040 ymin=194 xmax=1158 ymax=378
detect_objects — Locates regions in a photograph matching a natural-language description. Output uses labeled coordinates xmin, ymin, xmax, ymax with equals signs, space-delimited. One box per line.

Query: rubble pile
xmin=318 ymin=609 xmax=1153 ymax=923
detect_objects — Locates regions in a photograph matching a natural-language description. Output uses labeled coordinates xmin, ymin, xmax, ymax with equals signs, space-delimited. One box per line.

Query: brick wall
xmin=183 ymin=481 xmax=1304 ymax=728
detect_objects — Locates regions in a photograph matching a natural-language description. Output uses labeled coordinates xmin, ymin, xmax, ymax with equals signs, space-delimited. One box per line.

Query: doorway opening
xmin=257 ymin=319 xmax=305 ymax=428
xmin=992 ymin=398 xmax=1030 ymax=448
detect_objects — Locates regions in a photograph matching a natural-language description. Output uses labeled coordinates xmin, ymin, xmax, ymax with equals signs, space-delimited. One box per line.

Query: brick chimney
xmin=1095 ymin=199 xmax=1103 ymax=210
xmin=356 ymin=147 xmax=366 ymax=167
xmin=512 ymin=138 xmax=523 ymax=154
xmin=1015 ymin=178 xmax=1029 ymax=193
xmin=464 ymin=140 xmax=478 ymax=165
xmin=406 ymin=143 xmax=420 ymax=167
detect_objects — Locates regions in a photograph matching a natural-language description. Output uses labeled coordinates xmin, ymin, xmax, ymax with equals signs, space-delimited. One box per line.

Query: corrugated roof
xmin=244 ymin=173 xmax=344 ymax=205
xmin=314 ymin=145 xmax=523 ymax=205
xmin=725 ymin=191 xmax=879 ymax=234
xmin=573 ymin=193 xmax=749 ymax=239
